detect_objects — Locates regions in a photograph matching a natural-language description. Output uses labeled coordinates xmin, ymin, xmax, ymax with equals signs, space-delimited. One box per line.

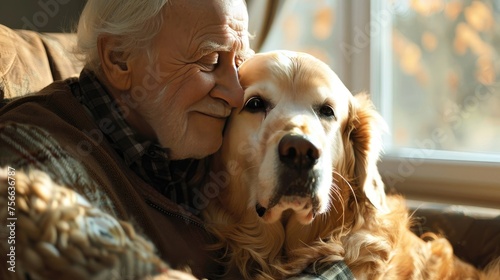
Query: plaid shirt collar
xmin=290 ymin=261 xmax=354 ymax=280
xmin=73 ymin=68 xmax=198 ymax=213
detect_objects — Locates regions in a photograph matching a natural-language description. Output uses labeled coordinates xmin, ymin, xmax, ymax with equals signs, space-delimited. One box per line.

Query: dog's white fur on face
xmin=204 ymin=50 xmax=499 ymax=280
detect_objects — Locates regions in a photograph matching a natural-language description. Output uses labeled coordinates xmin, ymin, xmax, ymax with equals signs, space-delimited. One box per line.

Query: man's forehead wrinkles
xmin=227 ymin=14 xmax=246 ymax=32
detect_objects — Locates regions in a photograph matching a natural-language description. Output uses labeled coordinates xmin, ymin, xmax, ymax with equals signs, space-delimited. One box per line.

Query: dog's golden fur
xmin=203 ymin=50 xmax=499 ymax=279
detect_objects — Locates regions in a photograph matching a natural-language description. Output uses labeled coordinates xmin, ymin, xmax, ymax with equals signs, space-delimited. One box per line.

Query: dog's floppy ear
xmin=345 ymin=92 xmax=389 ymax=213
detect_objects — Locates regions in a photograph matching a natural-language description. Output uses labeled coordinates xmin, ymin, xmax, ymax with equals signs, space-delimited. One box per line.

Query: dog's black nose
xmin=278 ymin=134 xmax=320 ymax=170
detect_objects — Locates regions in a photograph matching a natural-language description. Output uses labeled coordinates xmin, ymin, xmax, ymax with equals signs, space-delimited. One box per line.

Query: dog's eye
xmin=244 ymin=97 xmax=267 ymax=113
xmin=319 ymin=105 xmax=335 ymax=119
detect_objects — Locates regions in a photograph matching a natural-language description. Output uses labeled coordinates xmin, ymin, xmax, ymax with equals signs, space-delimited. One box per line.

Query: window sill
xmin=378 ymin=151 xmax=500 ymax=209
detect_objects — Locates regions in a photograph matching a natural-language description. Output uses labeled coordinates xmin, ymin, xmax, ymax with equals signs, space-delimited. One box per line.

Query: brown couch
xmin=0 ymin=24 xmax=82 ymax=102
xmin=0 ymin=24 xmax=498 ymax=270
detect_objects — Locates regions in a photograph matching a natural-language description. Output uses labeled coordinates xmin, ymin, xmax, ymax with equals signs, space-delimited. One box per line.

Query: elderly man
xmin=0 ymin=0 xmax=250 ymax=279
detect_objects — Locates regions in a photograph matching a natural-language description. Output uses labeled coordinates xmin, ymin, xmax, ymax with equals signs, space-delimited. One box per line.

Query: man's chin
xmin=168 ymin=136 xmax=222 ymax=160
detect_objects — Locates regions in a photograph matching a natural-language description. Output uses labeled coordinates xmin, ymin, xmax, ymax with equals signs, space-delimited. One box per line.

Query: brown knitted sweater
xmin=0 ymin=79 xmax=221 ymax=279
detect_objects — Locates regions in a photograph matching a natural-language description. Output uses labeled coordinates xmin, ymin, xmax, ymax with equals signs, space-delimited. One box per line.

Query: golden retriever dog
xmin=203 ymin=50 xmax=500 ymax=280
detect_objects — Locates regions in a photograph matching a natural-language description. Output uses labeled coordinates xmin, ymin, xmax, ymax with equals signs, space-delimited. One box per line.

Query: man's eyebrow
xmin=198 ymin=40 xmax=253 ymax=59
xmin=198 ymin=41 xmax=228 ymax=56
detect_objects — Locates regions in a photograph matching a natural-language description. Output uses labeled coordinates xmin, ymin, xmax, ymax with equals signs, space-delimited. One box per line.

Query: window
xmin=372 ymin=0 xmax=500 ymax=208
xmin=254 ymin=0 xmax=500 ymax=209
xmin=380 ymin=1 xmax=500 ymax=155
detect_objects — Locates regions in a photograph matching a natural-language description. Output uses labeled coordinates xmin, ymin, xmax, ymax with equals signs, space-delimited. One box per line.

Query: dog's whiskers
xmin=332 ymin=170 xmax=363 ymax=236
xmin=328 ymin=183 xmax=343 ymax=214
xmin=333 ymin=170 xmax=359 ymax=213
xmin=329 ymin=181 xmax=347 ymax=234
xmin=241 ymin=164 xmax=259 ymax=174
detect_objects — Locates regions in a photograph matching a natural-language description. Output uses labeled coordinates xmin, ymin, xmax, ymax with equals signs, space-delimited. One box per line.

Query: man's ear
xmin=97 ymin=35 xmax=131 ymax=91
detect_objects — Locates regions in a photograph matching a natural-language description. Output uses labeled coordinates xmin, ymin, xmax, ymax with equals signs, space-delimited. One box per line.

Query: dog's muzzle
xmin=256 ymin=134 xmax=322 ymax=224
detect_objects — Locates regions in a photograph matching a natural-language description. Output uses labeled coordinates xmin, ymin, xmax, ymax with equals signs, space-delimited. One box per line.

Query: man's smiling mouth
xmin=198 ymin=111 xmax=231 ymax=119
xmin=196 ymin=104 xmax=232 ymax=119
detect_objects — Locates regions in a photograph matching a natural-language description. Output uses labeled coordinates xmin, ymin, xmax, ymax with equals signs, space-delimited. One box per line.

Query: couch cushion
xmin=410 ymin=203 xmax=500 ymax=269
xmin=0 ymin=24 xmax=83 ymax=101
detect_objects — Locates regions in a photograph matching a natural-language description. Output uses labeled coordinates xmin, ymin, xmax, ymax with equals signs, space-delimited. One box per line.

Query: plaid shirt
xmin=291 ymin=261 xmax=354 ymax=280
xmin=73 ymin=69 xmax=199 ymax=214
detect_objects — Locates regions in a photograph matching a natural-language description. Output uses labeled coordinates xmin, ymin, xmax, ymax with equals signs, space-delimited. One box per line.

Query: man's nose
xmin=211 ymin=55 xmax=244 ymax=108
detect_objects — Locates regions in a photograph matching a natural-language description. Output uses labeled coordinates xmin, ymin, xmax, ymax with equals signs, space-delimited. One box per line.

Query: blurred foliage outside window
xmin=390 ymin=0 xmax=500 ymax=155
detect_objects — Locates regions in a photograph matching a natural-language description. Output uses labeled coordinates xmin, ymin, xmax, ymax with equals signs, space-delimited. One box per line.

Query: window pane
xmin=259 ymin=0 xmax=346 ymax=83
xmin=388 ymin=0 xmax=500 ymax=155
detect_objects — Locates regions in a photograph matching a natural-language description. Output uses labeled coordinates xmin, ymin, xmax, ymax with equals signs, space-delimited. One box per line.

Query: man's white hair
xmin=76 ymin=0 xmax=170 ymax=73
